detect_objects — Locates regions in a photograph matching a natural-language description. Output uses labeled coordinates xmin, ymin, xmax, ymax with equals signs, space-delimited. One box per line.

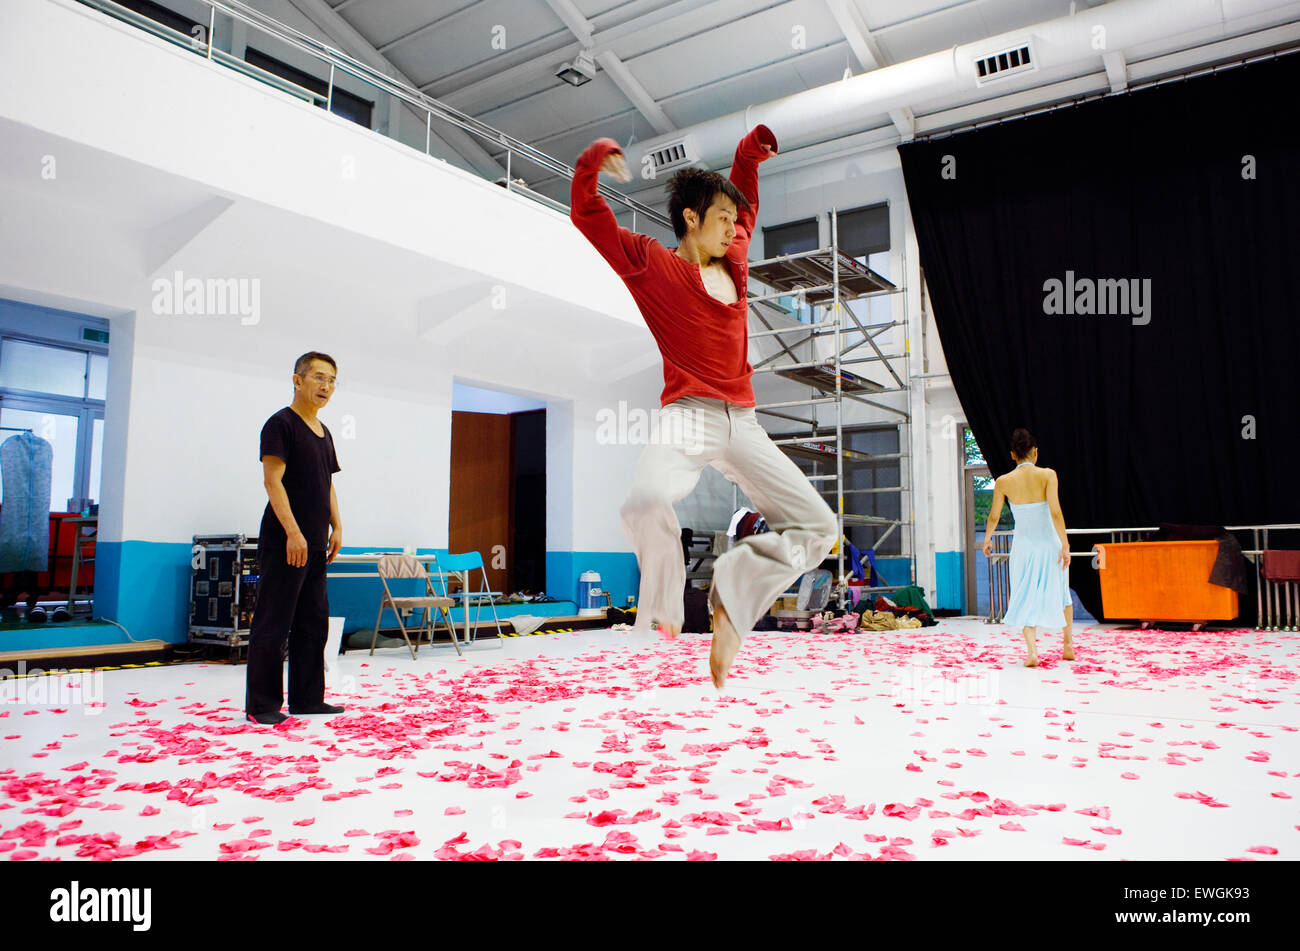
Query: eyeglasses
xmin=300 ymin=372 xmax=337 ymax=386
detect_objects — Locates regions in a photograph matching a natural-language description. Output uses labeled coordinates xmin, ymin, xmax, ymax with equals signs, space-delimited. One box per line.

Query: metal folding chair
xmin=373 ymin=555 xmax=460 ymax=658
xmin=431 ymin=550 xmax=505 ymax=643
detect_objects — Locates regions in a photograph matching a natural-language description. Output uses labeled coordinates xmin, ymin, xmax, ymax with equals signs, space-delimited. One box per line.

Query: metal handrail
xmin=981 ymin=521 xmax=1300 ymax=629
xmin=982 ymin=522 xmax=1300 ymax=558
xmin=75 ymin=0 xmax=670 ymax=229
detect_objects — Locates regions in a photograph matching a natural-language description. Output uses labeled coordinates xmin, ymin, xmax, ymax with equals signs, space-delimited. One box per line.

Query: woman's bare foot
xmin=709 ymin=603 xmax=741 ymax=690
xmin=1062 ymin=634 xmax=1075 ymax=661
xmin=658 ymin=622 xmax=682 ymax=640
xmin=1022 ymin=627 xmax=1038 ymax=668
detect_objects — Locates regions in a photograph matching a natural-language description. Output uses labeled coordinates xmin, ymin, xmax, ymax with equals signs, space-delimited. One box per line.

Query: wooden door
xmin=449 ymin=411 xmax=512 ymax=594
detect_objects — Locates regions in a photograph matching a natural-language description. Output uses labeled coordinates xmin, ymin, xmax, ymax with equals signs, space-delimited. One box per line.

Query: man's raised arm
xmin=570 ymin=138 xmax=651 ymax=278
xmin=727 ymin=124 xmax=779 ymax=258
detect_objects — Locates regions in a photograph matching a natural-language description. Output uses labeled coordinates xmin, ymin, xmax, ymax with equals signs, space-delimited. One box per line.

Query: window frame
xmin=839 ymin=423 xmax=904 ymax=556
xmin=244 ymin=46 xmax=375 ymax=128
xmin=0 ymin=333 xmax=108 ymax=511
xmin=762 ymin=216 xmax=820 ymax=257
xmin=834 ymin=201 xmax=891 ymax=259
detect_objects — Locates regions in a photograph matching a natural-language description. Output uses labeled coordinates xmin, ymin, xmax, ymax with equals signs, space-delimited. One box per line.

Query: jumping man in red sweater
xmin=571 ymin=125 xmax=837 ymax=689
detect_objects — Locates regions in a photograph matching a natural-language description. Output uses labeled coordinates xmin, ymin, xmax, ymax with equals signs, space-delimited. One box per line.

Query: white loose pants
xmin=620 ymin=396 xmax=838 ymax=638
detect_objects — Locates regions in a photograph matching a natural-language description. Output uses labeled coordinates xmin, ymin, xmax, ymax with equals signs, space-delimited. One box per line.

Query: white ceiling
xmin=108 ymin=0 xmax=1300 ymax=202
xmin=310 ymin=0 xmax=1113 ymax=140
xmin=242 ymin=0 xmax=1296 ymax=196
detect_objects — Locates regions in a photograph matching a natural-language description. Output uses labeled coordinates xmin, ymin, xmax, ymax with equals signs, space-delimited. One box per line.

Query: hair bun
xmin=1010 ymin=428 xmax=1036 ymax=460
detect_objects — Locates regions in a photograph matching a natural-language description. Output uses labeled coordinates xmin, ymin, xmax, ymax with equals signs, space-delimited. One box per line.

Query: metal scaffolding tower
xmin=744 ymin=209 xmax=915 ymax=601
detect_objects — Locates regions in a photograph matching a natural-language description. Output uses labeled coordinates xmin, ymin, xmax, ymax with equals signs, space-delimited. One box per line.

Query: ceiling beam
xmin=285 ymin=0 xmax=505 ymax=179
xmin=376 ymin=2 xmax=494 ymax=56
xmin=507 ymin=10 xmax=1300 ymax=202
xmin=427 ymin=33 xmax=582 ymax=108
xmin=385 ymin=0 xmax=687 ymax=64
xmin=482 ymin=38 xmax=851 ymax=190
xmin=825 ymin=0 xmax=914 ymax=141
xmin=422 ymin=30 xmax=578 ymax=103
xmin=595 ymin=51 xmax=675 ymax=135
xmin=432 ymin=0 xmax=971 ymax=115
xmin=431 ymin=0 xmax=739 ymax=112
xmin=544 ymin=0 xmax=594 ymax=45
xmin=587 ymin=0 xmax=725 ymax=49
xmin=542 ymin=0 xmax=676 ymax=136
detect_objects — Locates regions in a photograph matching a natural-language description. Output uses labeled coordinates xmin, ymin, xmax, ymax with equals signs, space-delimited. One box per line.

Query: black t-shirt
xmin=258 ymin=407 xmax=340 ymax=550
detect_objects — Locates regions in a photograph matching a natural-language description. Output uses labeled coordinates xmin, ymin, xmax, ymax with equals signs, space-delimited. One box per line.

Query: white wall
xmin=565 ymin=368 xmax=664 ymax=552
xmin=117 ymin=346 xmax=453 ymax=546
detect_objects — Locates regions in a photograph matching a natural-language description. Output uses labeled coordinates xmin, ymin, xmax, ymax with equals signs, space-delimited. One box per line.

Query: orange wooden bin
xmin=1095 ymin=540 xmax=1237 ymax=624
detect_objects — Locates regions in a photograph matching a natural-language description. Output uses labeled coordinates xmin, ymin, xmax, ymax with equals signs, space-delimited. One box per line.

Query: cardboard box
xmin=770 ymin=595 xmax=798 ymax=615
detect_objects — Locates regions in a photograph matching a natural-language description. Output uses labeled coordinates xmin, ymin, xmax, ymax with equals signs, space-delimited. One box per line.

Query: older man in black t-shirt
xmin=245 ymin=351 xmax=345 ymax=725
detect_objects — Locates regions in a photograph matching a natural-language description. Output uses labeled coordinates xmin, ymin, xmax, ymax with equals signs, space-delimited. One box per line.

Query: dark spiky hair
xmin=665 ymin=167 xmax=749 ymax=240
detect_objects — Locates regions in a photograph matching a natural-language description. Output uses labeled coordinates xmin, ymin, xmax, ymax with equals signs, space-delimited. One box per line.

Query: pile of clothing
xmin=808 ymin=609 xmax=924 ymax=632
xmin=810 ymin=611 xmax=859 ymax=633
xmin=802 ymin=585 xmax=937 ymax=633
xmin=856 ymin=609 xmax=923 ymax=631
xmin=871 ymin=587 xmax=937 ymax=627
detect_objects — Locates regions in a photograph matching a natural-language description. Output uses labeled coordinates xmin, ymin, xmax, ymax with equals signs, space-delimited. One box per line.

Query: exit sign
xmin=82 ymin=328 xmax=109 ymax=344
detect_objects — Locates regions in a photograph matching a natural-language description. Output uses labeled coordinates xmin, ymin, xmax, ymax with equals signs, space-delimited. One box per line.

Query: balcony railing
xmin=73 ymin=0 xmax=670 ymax=230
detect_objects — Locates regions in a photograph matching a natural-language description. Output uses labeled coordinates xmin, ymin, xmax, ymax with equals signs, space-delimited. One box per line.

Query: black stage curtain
xmin=898 ymin=54 xmax=1300 ymax=621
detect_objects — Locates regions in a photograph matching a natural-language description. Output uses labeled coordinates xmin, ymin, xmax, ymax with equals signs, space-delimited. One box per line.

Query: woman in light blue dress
xmin=981 ymin=429 xmax=1074 ymax=667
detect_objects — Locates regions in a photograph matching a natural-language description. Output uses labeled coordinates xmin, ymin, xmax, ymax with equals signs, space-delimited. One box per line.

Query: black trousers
xmin=245 ymin=545 xmax=328 ymax=715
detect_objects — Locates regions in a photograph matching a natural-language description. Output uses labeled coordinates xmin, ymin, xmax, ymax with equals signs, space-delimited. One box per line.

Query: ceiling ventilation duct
xmin=621 ymin=0 xmax=1300 ymax=171
xmin=972 ymin=41 xmax=1036 ymax=86
xmin=644 ymin=134 xmax=699 ymax=177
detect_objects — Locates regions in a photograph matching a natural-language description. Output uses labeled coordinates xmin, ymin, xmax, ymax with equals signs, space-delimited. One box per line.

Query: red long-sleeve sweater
xmin=570 ymin=125 xmax=779 ymax=408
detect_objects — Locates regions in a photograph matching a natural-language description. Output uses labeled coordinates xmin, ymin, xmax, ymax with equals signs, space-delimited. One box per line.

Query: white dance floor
xmin=1 ymin=619 xmax=1295 ymax=861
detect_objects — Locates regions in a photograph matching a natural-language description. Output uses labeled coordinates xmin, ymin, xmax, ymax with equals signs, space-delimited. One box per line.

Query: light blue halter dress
xmin=1002 ymin=463 xmax=1071 ymax=631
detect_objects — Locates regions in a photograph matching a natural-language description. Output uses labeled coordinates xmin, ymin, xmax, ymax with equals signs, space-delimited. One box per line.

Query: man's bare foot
xmin=709 ymin=604 xmax=741 ymax=690
xmin=1062 ymin=636 xmax=1075 ymax=661
xmin=1024 ymin=651 xmax=1039 ymax=668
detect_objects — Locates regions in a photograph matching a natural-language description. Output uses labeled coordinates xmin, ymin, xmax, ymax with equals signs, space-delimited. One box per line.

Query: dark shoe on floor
xmin=246 ymin=711 xmax=289 ymax=725
xmin=51 ymin=607 xmax=72 ymax=623
xmin=27 ymin=606 xmax=47 ymax=624
xmin=288 ymin=703 xmax=345 ymax=715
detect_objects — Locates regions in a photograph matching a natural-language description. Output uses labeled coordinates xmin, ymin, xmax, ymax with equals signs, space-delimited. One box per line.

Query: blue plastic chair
xmin=430 ymin=550 xmax=504 ymax=642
